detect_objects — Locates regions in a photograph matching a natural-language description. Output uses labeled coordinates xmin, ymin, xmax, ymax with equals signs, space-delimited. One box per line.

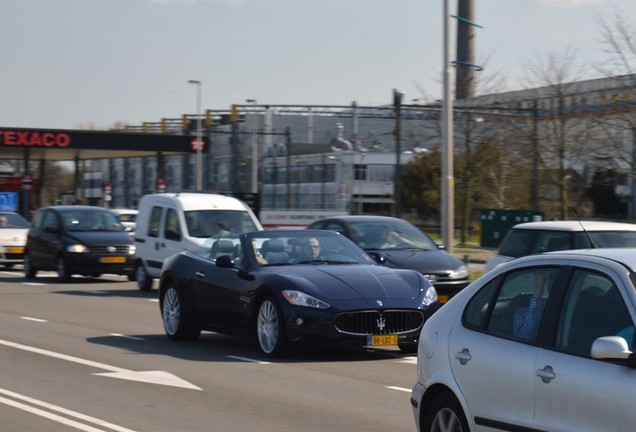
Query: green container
xmin=480 ymin=209 xmax=544 ymax=248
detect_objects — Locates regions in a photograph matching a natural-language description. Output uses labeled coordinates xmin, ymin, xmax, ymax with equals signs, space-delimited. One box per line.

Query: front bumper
xmin=0 ymin=245 xmax=25 ymax=265
xmin=64 ymin=252 xmax=135 ymax=276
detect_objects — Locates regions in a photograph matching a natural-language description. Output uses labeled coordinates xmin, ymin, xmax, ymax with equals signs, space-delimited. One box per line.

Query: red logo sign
xmin=190 ymin=138 xmax=205 ymax=151
xmin=0 ymin=131 xmax=71 ymax=148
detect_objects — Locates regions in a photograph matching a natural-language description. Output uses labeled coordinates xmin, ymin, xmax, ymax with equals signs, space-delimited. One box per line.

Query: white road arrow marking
xmin=0 ymin=339 xmax=202 ymax=390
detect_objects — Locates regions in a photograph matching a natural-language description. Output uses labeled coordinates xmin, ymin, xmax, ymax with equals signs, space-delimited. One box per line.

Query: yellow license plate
xmin=101 ymin=256 xmax=126 ymax=263
xmin=438 ymin=295 xmax=449 ymax=304
xmin=7 ymin=247 xmax=24 ymax=254
xmin=367 ymin=334 xmax=398 ymax=346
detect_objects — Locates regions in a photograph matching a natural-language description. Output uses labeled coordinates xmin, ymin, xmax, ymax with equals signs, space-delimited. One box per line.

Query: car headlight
xmin=282 ymin=290 xmax=331 ymax=309
xmin=128 ymin=245 xmax=136 ymax=255
xmin=67 ymin=244 xmax=89 ymax=253
xmin=449 ymin=264 xmax=469 ymax=280
xmin=422 ymin=285 xmax=438 ymax=306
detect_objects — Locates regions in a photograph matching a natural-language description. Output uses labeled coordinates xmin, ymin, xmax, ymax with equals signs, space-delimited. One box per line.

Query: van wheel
xmin=57 ymin=256 xmax=71 ymax=282
xmin=136 ymin=263 xmax=153 ymax=291
xmin=24 ymin=253 xmax=37 ymax=279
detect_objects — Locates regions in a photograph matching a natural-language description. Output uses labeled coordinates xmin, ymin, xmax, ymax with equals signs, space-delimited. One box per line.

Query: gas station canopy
xmin=0 ymin=127 xmax=205 ymax=161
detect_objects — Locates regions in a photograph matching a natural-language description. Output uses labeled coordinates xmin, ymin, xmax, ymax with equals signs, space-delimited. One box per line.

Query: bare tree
xmin=593 ymin=9 xmax=636 ymax=220
xmin=521 ymin=47 xmax=598 ymax=219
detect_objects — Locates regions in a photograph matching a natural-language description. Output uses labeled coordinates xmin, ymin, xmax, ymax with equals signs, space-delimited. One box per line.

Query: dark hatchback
xmin=24 ymin=206 xmax=136 ymax=281
xmin=307 ymin=216 xmax=470 ymax=304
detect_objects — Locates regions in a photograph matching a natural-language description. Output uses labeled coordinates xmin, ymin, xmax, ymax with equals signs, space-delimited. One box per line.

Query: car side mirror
xmin=591 ymin=336 xmax=632 ymax=365
xmin=368 ymin=252 xmax=389 ymax=265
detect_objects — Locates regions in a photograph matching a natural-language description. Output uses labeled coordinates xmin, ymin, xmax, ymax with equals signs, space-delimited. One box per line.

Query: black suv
xmin=24 ymin=206 xmax=136 ymax=281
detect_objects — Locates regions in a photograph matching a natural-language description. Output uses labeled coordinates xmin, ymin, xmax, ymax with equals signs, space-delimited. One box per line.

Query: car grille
xmin=91 ymin=245 xmax=130 ymax=254
xmin=335 ymin=310 xmax=424 ymax=335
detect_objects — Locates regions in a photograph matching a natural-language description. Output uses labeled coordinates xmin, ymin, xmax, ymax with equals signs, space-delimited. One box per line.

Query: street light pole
xmin=442 ymin=0 xmax=455 ymax=253
xmin=188 ymin=79 xmax=203 ymax=191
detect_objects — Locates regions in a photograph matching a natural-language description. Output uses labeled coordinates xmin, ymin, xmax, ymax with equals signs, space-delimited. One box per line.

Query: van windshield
xmin=184 ymin=210 xmax=259 ymax=238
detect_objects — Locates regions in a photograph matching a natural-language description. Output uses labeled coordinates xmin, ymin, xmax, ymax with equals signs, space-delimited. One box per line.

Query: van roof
xmin=512 ymin=220 xmax=636 ymax=231
xmin=140 ymin=193 xmax=248 ymax=212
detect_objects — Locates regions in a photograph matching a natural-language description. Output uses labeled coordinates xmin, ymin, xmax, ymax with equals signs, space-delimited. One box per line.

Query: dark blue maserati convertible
xmin=158 ymin=229 xmax=439 ymax=357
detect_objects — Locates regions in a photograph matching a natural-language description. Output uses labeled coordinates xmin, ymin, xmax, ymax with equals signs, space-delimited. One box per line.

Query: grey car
xmin=411 ymin=248 xmax=636 ymax=431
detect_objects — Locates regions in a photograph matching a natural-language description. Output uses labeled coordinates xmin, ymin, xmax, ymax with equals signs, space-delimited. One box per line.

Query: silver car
xmin=411 ymin=248 xmax=636 ymax=432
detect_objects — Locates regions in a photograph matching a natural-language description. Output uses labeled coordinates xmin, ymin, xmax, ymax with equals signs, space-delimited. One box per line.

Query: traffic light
xmin=182 ymin=114 xmax=189 ymax=130
xmin=205 ymin=109 xmax=213 ymax=127
xmin=161 ymin=118 xmax=168 ymax=133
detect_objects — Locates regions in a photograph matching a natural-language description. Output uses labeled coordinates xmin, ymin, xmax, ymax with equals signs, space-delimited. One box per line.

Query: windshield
xmin=247 ymin=230 xmax=376 ymax=266
xmin=61 ymin=210 xmax=124 ymax=232
xmin=0 ymin=212 xmax=30 ymax=228
xmin=197 ymin=230 xmax=376 ymax=266
xmin=184 ymin=210 xmax=259 ymax=238
xmin=348 ymin=220 xmax=439 ymax=251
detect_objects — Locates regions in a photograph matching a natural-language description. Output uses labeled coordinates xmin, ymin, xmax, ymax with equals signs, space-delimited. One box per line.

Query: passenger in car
xmin=513 ymin=273 xmax=548 ymax=339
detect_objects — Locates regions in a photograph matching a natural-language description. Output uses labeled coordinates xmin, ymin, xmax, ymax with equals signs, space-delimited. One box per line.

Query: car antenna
xmin=565 ymin=200 xmax=597 ymax=248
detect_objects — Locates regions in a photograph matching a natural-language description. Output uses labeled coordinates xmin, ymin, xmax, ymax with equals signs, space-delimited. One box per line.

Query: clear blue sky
xmin=2 ymin=0 xmax=634 ymax=130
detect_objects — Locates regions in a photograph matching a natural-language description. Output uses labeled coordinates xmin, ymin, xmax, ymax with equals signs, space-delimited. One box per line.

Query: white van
xmin=134 ymin=193 xmax=262 ymax=290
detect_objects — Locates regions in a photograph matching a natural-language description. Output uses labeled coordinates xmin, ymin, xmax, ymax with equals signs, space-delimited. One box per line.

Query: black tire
xmin=57 ymin=256 xmax=71 ymax=282
xmin=127 ymin=273 xmax=136 ymax=282
xmin=161 ymin=283 xmax=201 ymax=341
xmin=421 ymin=390 xmax=469 ymax=432
xmin=136 ymin=262 xmax=153 ymax=291
xmin=23 ymin=254 xmax=37 ymax=279
xmin=256 ymin=296 xmax=287 ymax=357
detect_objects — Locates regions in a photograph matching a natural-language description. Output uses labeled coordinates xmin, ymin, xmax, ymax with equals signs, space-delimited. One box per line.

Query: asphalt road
xmin=0 ymin=268 xmax=419 ymax=432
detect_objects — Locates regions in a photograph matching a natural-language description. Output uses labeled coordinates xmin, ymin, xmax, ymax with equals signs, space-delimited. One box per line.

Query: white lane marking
xmin=386 ymin=386 xmax=411 ymax=393
xmin=21 ymin=317 xmax=48 ymax=323
xmin=226 ymin=355 xmax=271 ymax=364
xmin=147 ymin=299 xmax=159 ymax=303
xmin=0 ymin=338 xmax=201 ymax=390
xmin=22 ymin=282 xmax=47 ymax=286
xmin=110 ymin=334 xmax=144 ymax=341
xmin=0 ymin=387 xmax=137 ymax=432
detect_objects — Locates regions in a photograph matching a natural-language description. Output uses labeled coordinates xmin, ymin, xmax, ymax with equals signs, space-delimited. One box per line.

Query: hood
xmin=368 ymin=248 xmax=464 ymax=274
xmin=65 ymin=231 xmax=133 ymax=246
xmin=270 ymin=264 xmax=424 ymax=302
xmin=0 ymin=228 xmax=28 ymax=243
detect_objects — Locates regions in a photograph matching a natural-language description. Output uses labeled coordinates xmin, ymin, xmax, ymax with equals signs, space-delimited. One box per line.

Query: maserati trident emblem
xmin=376 ymin=316 xmax=386 ymax=332
xmin=107 ymin=246 xmax=116 ymax=253
xmin=376 ymin=300 xmax=383 ymax=307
